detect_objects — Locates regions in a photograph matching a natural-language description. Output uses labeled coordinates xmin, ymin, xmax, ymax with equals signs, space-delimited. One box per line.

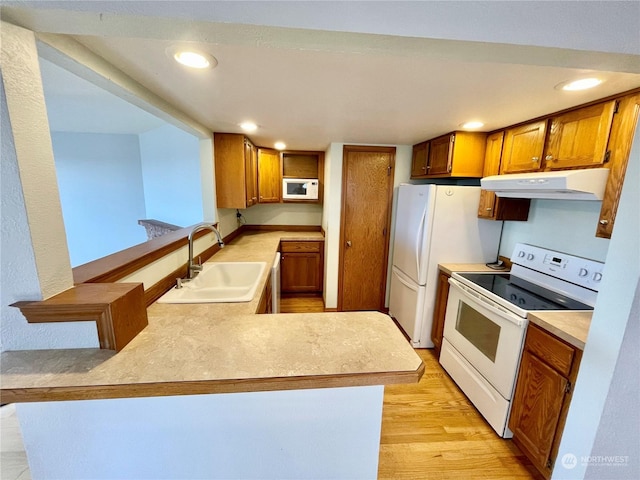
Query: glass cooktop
xmin=458 ymin=273 xmax=593 ymax=311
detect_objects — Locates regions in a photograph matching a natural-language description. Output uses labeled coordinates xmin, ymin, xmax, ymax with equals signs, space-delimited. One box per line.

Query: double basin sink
xmin=157 ymin=262 xmax=267 ymax=304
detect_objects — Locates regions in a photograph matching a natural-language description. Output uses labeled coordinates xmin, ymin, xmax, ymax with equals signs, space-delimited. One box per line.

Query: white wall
xmin=241 ymin=203 xmax=322 ymax=226
xmin=499 ymin=199 xmax=610 ymax=262
xmin=553 ymin=123 xmax=640 ymax=479
xmin=139 ymin=124 xmax=203 ymax=227
xmin=1 ymin=74 xmax=98 ymax=352
xmin=0 ymin=22 xmax=98 ymax=352
xmin=52 ymin=131 xmax=149 ymax=266
xmin=17 ymin=386 xmax=384 ymax=480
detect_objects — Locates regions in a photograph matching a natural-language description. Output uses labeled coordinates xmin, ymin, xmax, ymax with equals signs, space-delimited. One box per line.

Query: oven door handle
xmin=448 ymin=278 xmax=526 ymax=327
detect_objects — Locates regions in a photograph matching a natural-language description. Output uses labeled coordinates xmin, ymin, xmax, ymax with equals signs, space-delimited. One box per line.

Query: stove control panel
xmin=511 ymin=243 xmax=604 ymax=291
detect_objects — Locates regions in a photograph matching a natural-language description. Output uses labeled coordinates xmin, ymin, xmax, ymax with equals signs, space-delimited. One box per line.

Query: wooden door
xmin=338 ymin=146 xmax=395 ymax=311
xmin=244 ymin=138 xmax=258 ymax=206
xmin=544 ymin=100 xmax=616 ymax=170
xmin=428 ymin=134 xmax=454 ymax=175
xmin=501 ymin=121 xmax=547 ymax=173
xmin=509 ymin=349 xmax=567 ymax=475
xmin=410 ymin=141 xmax=428 ymax=178
xmin=257 ymin=148 xmax=281 ymax=203
xmin=478 ymin=131 xmax=504 ymax=219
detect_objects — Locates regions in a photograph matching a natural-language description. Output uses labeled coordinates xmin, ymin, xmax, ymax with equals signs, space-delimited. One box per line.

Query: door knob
xmin=346 ymin=240 xmax=352 ymax=247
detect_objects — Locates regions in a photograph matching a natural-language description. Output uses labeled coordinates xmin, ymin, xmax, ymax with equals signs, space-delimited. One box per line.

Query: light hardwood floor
xmin=280 ymin=296 xmax=538 ymax=479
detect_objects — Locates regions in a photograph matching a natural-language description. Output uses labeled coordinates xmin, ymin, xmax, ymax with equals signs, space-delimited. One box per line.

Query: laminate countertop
xmin=0 ymin=231 xmax=423 ymax=404
xmin=439 ymin=263 xmax=592 ymax=350
xmin=527 ymin=311 xmax=592 ymax=350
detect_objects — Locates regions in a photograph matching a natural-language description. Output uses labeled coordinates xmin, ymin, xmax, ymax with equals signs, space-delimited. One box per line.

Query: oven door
xmin=443 ymin=278 xmax=527 ymax=400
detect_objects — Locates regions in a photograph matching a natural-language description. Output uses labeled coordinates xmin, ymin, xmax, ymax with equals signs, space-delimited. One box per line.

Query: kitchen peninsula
xmin=0 ymin=231 xmax=424 ymax=480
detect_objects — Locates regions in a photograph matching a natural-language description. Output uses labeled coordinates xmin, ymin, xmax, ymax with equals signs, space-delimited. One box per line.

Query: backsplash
xmin=499 ymin=199 xmax=610 ymax=263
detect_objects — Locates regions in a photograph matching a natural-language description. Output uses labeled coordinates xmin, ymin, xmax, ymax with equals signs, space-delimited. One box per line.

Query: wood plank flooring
xmin=280 ymin=295 xmax=538 ymax=479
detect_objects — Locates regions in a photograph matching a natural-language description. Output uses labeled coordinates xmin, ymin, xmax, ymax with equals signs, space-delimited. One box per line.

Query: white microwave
xmin=282 ymin=178 xmax=319 ymax=200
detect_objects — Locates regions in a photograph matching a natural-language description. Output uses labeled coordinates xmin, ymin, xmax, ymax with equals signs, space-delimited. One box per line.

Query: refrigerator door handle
xmin=415 ymin=205 xmax=427 ymax=277
xmin=393 ymin=268 xmax=419 ymax=291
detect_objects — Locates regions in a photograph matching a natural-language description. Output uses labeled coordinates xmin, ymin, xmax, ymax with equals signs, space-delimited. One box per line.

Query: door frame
xmin=337 ymin=145 xmax=396 ymax=311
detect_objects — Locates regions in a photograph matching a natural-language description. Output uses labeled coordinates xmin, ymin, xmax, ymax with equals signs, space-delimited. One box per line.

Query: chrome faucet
xmin=187 ymin=223 xmax=224 ymax=280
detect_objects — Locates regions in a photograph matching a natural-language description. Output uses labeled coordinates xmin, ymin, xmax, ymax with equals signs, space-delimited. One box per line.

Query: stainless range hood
xmin=481 ymin=168 xmax=610 ymax=201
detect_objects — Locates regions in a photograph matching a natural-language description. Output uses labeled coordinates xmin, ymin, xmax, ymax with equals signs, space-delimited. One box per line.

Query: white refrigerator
xmin=388 ymin=184 xmax=503 ymax=348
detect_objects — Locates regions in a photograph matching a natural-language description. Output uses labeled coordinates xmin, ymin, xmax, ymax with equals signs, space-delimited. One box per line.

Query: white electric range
xmin=439 ymin=243 xmax=603 ymax=437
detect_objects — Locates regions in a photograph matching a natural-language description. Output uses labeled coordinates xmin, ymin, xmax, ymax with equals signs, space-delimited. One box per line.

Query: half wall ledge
xmin=11 ymin=283 xmax=148 ymax=351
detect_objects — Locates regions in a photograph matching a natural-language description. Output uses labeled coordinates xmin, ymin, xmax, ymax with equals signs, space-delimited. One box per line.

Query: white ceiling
xmin=4 ymin=1 xmax=640 ymax=150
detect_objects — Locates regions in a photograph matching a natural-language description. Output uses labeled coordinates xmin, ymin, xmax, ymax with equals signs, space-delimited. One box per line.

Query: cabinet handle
xmin=346 ymin=240 xmax=352 ymax=247
xmin=532 ymin=156 xmax=540 ymax=162
xmin=599 ymin=219 xmax=609 ymax=225
xmin=545 ymin=155 xmax=555 ymax=162
xmin=486 ymin=207 xmax=492 ymax=211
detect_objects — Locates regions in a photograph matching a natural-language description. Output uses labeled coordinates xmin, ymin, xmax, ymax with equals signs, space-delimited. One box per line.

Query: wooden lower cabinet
xmin=257 ymin=273 xmax=273 ymax=314
xmin=509 ymin=323 xmax=583 ymax=479
xmin=430 ymin=269 xmax=451 ymax=356
xmin=280 ymin=240 xmax=324 ymax=293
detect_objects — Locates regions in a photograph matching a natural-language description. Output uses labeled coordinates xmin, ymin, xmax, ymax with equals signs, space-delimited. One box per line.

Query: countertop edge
xmin=0 ymin=362 xmax=425 ymax=404
xmin=527 ymin=313 xmax=590 ymax=350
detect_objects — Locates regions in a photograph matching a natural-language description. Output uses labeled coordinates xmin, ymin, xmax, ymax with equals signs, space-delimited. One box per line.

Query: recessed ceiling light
xmin=240 ymin=122 xmax=258 ymax=132
xmin=274 ymin=142 xmax=286 ymax=150
xmin=556 ymin=78 xmax=603 ymax=91
xmin=459 ymin=121 xmax=484 ymax=129
xmin=166 ymin=46 xmax=217 ymax=69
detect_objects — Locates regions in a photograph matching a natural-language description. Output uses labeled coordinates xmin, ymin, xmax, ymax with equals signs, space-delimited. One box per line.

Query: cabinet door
xmin=430 ymin=271 xmax=451 ymax=355
xmin=509 ymin=349 xmax=568 ymax=476
xmin=214 ymin=133 xmax=250 ymax=209
xmin=428 ymin=134 xmax=454 ymax=175
xmin=501 ymin=121 xmax=547 ymax=173
xmin=281 ymin=253 xmax=322 ymax=293
xmin=597 ymin=94 xmax=640 ymax=238
xmin=544 ymin=101 xmax=616 ymax=170
xmin=257 ymin=148 xmax=282 ymax=203
xmin=411 ymin=141 xmax=429 ymax=178
xmin=244 ymin=138 xmax=258 ymax=206
xmin=478 ymin=132 xmax=504 ymax=219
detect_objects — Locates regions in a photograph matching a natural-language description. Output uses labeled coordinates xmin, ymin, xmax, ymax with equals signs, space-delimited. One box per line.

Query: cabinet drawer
xmin=280 ymin=241 xmax=322 ymax=253
xmin=525 ymin=324 xmax=575 ymax=377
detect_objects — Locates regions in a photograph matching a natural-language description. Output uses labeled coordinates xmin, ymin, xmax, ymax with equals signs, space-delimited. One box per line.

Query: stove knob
xmin=518 ymin=298 xmax=526 ymax=305
xmin=517 ymin=251 xmax=525 ymax=258
xmin=593 ymin=272 xmax=603 ymax=282
xmin=510 ymin=294 xmax=517 ymax=301
xmin=526 ymin=253 xmax=535 ymax=261
xmin=579 ymin=268 xmax=589 ymax=277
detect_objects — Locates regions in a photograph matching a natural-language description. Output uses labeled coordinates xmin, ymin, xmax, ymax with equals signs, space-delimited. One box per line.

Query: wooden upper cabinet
xmin=479 ymin=131 xmax=530 ymax=221
xmin=282 ymin=151 xmax=324 ymax=204
xmin=500 ymin=120 xmax=547 ymax=174
xmin=214 ymin=133 xmax=257 ymax=209
xmin=543 ymin=101 xmax=617 ymax=170
xmin=412 ymin=131 xmax=486 ymax=179
xmin=244 ymin=138 xmax=258 ymax=207
xmin=257 ymin=148 xmax=282 ymax=203
xmin=478 ymin=132 xmax=503 ymax=219
xmin=428 ymin=134 xmax=455 ymax=175
xmin=411 ymin=141 xmax=429 ymax=178
xmin=597 ymin=93 xmax=640 ymax=238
